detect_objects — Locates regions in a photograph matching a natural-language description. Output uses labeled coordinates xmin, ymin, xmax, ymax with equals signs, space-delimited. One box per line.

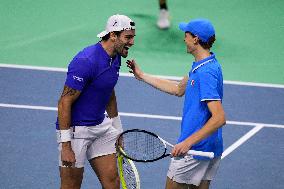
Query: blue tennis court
xmin=1 ymin=0 xmax=284 ymax=188
xmin=0 ymin=66 xmax=283 ymax=189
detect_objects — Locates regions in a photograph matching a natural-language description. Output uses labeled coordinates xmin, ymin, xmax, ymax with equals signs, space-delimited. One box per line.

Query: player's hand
xmin=61 ymin=142 xmax=76 ymax=167
xmin=171 ymin=141 xmax=191 ymax=157
xmin=126 ymin=59 xmax=144 ymax=80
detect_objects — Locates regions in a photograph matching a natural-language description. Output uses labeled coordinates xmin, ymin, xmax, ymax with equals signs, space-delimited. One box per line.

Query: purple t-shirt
xmin=56 ymin=42 xmax=121 ymax=129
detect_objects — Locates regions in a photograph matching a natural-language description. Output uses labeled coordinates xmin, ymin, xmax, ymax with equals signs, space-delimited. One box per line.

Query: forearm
xmin=57 ymin=100 xmax=73 ymax=145
xmin=127 ymin=59 xmax=186 ymax=96
xmin=58 ymin=99 xmax=73 ymax=130
xmin=141 ymin=73 xmax=179 ymax=95
xmin=184 ymin=115 xmax=225 ymax=147
xmin=106 ymin=90 xmax=118 ymax=118
xmin=58 ymin=85 xmax=80 ymax=130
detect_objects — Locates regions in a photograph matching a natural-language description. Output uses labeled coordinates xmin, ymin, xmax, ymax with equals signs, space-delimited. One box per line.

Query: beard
xmin=115 ymin=44 xmax=129 ymax=58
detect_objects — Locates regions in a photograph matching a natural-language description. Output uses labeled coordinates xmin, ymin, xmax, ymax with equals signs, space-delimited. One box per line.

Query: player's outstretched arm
xmin=127 ymin=59 xmax=188 ymax=97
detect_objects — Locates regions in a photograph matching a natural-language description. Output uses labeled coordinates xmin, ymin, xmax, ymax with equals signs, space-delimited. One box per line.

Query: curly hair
xmin=101 ymin=31 xmax=122 ymax=41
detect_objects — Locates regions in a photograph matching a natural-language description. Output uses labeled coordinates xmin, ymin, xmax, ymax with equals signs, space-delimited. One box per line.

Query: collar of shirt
xmin=191 ymin=53 xmax=215 ymax=73
xmin=97 ymin=42 xmax=117 ymax=66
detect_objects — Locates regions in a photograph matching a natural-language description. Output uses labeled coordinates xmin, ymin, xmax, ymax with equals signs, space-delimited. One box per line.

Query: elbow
xmin=58 ymin=98 xmax=64 ymax=108
xmin=57 ymin=98 xmax=71 ymax=111
xmin=221 ymin=118 xmax=226 ymax=127
xmin=174 ymin=91 xmax=185 ymax=97
xmin=219 ymin=113 xmax=226 ymax=126
xmin=213 ymin=112 xmax=226 ymax=128
xmin=175 ymin=93 xmax=184 ymax=97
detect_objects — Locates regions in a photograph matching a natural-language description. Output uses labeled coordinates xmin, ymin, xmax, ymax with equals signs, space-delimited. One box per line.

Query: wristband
xmin=59 ymin=129 xmax=72 ymax=143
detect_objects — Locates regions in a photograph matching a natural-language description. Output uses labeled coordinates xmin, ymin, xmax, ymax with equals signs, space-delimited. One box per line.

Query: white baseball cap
xmin=97 ymin=14 xmax=135 ymax=38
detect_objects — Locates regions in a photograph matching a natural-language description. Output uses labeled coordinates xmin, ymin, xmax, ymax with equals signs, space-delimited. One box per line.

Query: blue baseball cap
xmin=179 ymin=18 xmax=215 ymax=43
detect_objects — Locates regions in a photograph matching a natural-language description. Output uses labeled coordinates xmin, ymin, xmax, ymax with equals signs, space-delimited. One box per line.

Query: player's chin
xmin=120 ymin=50 xmax=129 ymax=58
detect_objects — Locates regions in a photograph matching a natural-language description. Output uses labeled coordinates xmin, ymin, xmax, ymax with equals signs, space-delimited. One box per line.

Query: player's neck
xmin=101 ymin=41 xmax=117 ymax=58
xmin=193 ymin=48 xmax=211 ymax=62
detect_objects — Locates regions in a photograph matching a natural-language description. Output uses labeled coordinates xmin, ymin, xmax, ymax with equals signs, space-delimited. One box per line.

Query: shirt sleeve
xmin=65 ymin=58 xmax=92 ymax=91
xmin=199 ymin=71 xmax=221 ymax=101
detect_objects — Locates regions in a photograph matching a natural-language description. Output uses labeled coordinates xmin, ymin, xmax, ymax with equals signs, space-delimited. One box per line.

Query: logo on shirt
xmin=73 ymin=75 xmax=84 ymax=82
xmin=190 ymin=79 xmax=195 ymax=86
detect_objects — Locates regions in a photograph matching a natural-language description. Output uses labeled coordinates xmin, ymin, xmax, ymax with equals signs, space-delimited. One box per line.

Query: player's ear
xmin=110 ymin=32 xmax=117 ymax=41
xmin=193 ymin=36 xmax=199 ymax=44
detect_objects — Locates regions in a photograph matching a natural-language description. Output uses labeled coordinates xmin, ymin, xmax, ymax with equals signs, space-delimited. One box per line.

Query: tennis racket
xmin=116 ymin=129 xmax=214 ymax=162
xmin=117 ymin=147 xmax=140 ymax=189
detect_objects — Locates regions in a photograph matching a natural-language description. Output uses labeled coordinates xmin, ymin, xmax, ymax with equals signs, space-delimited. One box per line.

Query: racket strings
xmin=121 ymin=131 xmax=165 ymax=161
xmin=122 ymin=158 xmax=137 ymax=189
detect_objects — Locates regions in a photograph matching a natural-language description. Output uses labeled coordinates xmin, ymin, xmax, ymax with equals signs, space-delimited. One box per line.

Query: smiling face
xmin=113 ymin=29 xmax=135 ymax=58
xmin=184 ymin=32 xmax=198 ymax=54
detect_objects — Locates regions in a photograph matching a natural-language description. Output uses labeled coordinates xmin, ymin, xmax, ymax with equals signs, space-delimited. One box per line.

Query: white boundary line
xmin=221 ymin=125 xmax=264 ymax=159
xmin=1 ymin=103 xmax=283 ymax=129
xmin=3 ymin=25 xmax=85 ymax=49
xmin=1 ymin=63 xmax=284 ymax=88
xmin=0 ymin=103 xmax=283 ymax=159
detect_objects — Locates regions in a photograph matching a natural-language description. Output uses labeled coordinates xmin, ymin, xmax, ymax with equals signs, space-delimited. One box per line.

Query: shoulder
xmin=69 ymin=43 xmax=101 ymax=67
xmin=76 ymin=43 xmax=100 ymax=59
xmin=197 ymin=60 xmax=221 ymax=76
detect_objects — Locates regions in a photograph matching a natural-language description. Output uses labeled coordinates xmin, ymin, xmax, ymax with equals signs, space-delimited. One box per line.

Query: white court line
xmin=1 ymin=63 xmax=284 ymax=88
xmin=2 ymin=25 xmax=85 ymax=49
xmin=221 ymin=125 xmax=264 ymax=159
xmin=0 ymin=103 xmax=283 ymax=159
xmin=1 ymin=103 xmax=283 ymax=129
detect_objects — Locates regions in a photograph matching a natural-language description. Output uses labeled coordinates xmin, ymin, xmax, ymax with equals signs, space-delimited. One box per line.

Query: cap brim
xmin=97 ymin=31 xmax=108 ymax=38
xmin=178 ymin=22 xmax=188 ymax=32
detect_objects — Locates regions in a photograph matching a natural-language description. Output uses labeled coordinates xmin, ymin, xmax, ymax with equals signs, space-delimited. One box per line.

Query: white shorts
xmin=57 ymin=117 xmax=120 ymax=168
xmin=167 ymin=155 xmax=221 ymax=186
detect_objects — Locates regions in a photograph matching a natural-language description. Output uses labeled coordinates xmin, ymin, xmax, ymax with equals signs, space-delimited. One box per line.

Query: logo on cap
xmin=97 ymin=14 xmax=135 ymax=38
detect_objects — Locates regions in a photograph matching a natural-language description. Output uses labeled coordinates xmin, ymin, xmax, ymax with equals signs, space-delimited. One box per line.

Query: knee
xmin=102 ymin=174 xmax=120 ymax=189
xmin=60 ymin=168 xmax=83 ymax=189
xmin=61 ymin=181 xmax=82 ymax=189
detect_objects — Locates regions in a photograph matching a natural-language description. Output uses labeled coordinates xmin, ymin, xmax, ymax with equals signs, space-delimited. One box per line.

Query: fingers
xmin=126 ymin=60 xmax=135 ymax=69
xmin=126 ymin=60 xmax=136 ymax=74
xmin=62 ymin=157 xmax=76 ymax=168
xmin=171 ymin=147 xmax=180 ymax=157
xmin=171 ymin=144 xmax=189 ymax=157
xmin=61 ymin=149 xmax=76 ymax=168
xmin=62 ymin=161 xmax=75 ymax=168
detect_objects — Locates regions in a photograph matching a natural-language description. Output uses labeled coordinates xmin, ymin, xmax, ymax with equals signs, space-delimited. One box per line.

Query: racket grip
xmin=188 ymin=150 xmax=214 ymax=159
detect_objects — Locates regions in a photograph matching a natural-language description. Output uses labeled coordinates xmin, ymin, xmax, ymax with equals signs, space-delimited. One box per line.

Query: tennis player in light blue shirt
xmin=179 ymin=52 xmax=224 ymax=159
xmin=127 ymin=18 xmax=226 ymax=189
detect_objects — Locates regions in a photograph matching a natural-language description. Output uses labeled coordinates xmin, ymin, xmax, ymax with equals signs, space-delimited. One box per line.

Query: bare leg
xmin=59 ymin=167 xmax=84 ymax=189
xmin=197 ymin=180 xmax=210 ymax=189
xmin=159 ymin=0 xmax=167 ymax=6
xmin=188 ymin=180 xmax=210 ymax=189
xmin=157 ymin=0 xmax=170 ymax=29
xmin=89 ymin=154 xmax=120 ymax=189
xmin=165 ymin=177 xmax=188 ymax=189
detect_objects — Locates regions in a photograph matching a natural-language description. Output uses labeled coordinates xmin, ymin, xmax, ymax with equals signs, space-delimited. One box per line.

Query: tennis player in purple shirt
xmin=56 ymin=14 xmax=135 ymax=189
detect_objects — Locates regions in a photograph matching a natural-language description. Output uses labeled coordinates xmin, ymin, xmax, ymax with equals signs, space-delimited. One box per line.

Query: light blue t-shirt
xmin=178 ymin=53 xmax=224 ymax=159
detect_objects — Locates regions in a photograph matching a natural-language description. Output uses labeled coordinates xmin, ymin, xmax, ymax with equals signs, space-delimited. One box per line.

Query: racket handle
xmin=188 ymin=150 xmax=214 ymax=159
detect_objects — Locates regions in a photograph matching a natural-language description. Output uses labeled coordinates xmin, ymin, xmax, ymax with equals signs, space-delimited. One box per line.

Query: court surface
xmin=0 ymin=66 xmax=283 ymax=189
xmin=1 ymin=0 xmax=284 ymax=188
